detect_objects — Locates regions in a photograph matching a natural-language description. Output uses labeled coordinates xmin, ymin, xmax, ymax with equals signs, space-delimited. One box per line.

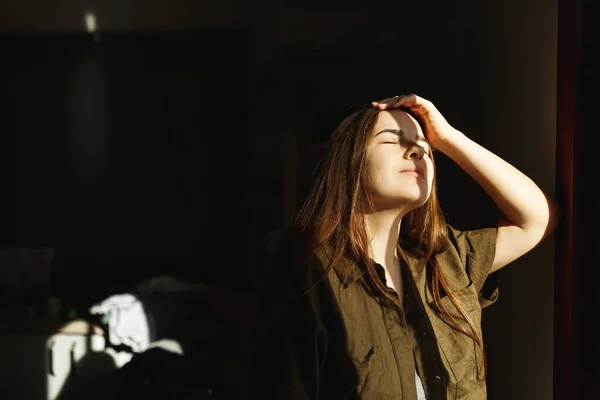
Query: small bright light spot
xmin=84 ymin=12 xmax=96 ymax=33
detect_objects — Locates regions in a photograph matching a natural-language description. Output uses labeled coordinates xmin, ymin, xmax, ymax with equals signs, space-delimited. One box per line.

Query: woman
xmin=247 ymin=94 xmax=559 ymax=399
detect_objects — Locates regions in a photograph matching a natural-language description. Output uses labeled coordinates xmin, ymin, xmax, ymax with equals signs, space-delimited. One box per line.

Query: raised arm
xmin=373 ymin=94 xmax=560 ymax=272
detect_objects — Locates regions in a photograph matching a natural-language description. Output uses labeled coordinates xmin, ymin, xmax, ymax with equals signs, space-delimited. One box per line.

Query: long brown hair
xmin=290 ymin=105 xmax=487 ymax=380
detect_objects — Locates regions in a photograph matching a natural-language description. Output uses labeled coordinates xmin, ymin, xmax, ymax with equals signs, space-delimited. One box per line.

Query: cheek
xmin=364 ymin=154 xmax=382 ymax=177
xmin=428 ymin=175 xmax=435 ymax=189
xmin=426 ymin=159 xmax=435 ymax=185
xmin=364 ymin=160 xmax=387 ymax=192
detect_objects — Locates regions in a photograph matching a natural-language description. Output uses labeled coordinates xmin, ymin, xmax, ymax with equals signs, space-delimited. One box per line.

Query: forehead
xmin=372 ymin=110 xmax=424 ymax=139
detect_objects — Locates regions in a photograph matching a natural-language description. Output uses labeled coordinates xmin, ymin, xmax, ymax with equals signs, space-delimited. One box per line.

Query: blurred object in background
xmin=0 ymin=247 xmax=54 ymax=320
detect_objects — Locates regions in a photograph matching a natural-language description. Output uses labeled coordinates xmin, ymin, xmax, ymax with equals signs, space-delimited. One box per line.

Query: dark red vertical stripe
xmin=555 ymin=0 xmax=582 ymax=399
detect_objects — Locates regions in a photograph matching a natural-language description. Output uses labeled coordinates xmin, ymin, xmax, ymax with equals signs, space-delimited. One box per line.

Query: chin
xmin=406 ymin=189 xmax=430 ymax=205
xmin=409 ymin=196 xmax=429 ymax=210
xmin=374 ymin=194 xmax=430 ymax=212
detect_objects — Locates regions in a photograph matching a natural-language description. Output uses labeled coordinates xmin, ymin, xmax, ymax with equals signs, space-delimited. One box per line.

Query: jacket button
xmin=421 ymin=331 xmax=427 ymax=337
xmin=434 ymin=375 xmax=442 ymax=384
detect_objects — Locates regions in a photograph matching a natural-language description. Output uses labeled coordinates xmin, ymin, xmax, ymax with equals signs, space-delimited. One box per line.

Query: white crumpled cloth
xmin=89 ymin=293 xmax=150 ymax=354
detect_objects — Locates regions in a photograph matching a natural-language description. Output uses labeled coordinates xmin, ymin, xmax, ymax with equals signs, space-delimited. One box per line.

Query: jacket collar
xmin=317 ymin=243 xmax=428 ymax=286
xmin=315 ymin=245 xmax=365 ymax=287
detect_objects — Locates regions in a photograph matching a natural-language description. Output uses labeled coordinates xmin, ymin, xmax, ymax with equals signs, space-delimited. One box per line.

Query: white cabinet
xmin=46 ymin=332 xmax=107 ymax=400
xmin=0 ymin=320 xmax=113 ymax=400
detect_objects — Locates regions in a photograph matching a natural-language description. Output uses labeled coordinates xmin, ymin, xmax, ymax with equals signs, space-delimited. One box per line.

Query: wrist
xmin=432 ymin=128 xmax=466 ymax=154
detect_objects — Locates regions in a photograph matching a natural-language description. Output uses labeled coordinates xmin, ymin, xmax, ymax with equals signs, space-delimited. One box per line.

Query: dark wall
xmin=0 ymin=31 xmax=253 ymax=307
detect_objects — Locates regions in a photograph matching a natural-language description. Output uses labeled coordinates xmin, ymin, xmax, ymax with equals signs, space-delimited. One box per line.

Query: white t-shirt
xmin=416 ymin=372 xmax=427 ymax=400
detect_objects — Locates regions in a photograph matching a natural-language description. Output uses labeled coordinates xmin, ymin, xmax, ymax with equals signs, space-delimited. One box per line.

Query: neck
xmin=365 ymin=209 xmax=405 ymax=267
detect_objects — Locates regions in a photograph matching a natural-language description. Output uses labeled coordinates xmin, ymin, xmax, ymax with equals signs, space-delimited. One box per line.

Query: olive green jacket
xmin=249 ymin=225 xmax=498 ymax=400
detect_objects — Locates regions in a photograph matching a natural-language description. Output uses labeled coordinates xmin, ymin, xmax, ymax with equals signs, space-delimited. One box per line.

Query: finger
xmin=372 ymin=95 xmax=400 ymax=108
xmin=399 ymin=93 xmax=422 ymax=108
xmin=393 ymin=94 xmax=419 ymax=106
xmin=374 ymin=100 xmax=395 ymax=110
xmin=380 ymin=96 xmax=401 ymax=103
xmin=371 ymin=101 xmax=388 ymax=110
xmin=388 ymin=94 xmax=413 ymax=108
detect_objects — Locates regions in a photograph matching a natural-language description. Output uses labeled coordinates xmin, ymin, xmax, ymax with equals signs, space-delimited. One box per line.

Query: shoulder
xmin=445 ymin=224 xmax=498 ymax=260
xmin=441 ymin=224 xmax=499 ymax=298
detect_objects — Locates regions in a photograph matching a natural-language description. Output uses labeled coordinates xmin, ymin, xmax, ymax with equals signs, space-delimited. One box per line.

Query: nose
xmin=407 ymin=143 xmax=426 ymax=160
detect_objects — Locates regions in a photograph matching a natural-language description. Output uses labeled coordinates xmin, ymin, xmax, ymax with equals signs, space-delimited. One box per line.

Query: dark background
xmin=0 ymin=0 xmax=593 ymax=399
xmin=0 ymin=32 xmax=253 ymax=306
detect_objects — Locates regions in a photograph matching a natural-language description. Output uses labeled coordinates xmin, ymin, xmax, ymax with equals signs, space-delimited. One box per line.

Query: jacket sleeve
xmin=447 ymin=225 xmax=500 ymax=308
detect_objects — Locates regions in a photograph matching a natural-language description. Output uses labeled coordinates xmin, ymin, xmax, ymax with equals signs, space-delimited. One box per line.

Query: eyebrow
xmin=374 ymin=128 xmax=427 ymax=143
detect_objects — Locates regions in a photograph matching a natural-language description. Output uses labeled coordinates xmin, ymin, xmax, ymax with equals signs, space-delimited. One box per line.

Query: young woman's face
xmin=365 ymin=110 xmax=434 ymax=211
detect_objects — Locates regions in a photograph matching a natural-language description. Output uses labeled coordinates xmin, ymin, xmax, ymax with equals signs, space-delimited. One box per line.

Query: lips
xmin=400 ymin=167 xmax=425 ymax=177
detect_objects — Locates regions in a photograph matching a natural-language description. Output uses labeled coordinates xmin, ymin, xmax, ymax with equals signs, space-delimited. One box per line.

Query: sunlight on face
xmin=365 ymin=110 xmax=434 ymax=211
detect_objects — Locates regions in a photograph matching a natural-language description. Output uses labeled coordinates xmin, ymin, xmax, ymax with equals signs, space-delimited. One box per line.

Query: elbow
xmin=523 ymin=196 xmax=561 ymax=245
xmin=538 ymin=196 xmax=561 ymax=241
